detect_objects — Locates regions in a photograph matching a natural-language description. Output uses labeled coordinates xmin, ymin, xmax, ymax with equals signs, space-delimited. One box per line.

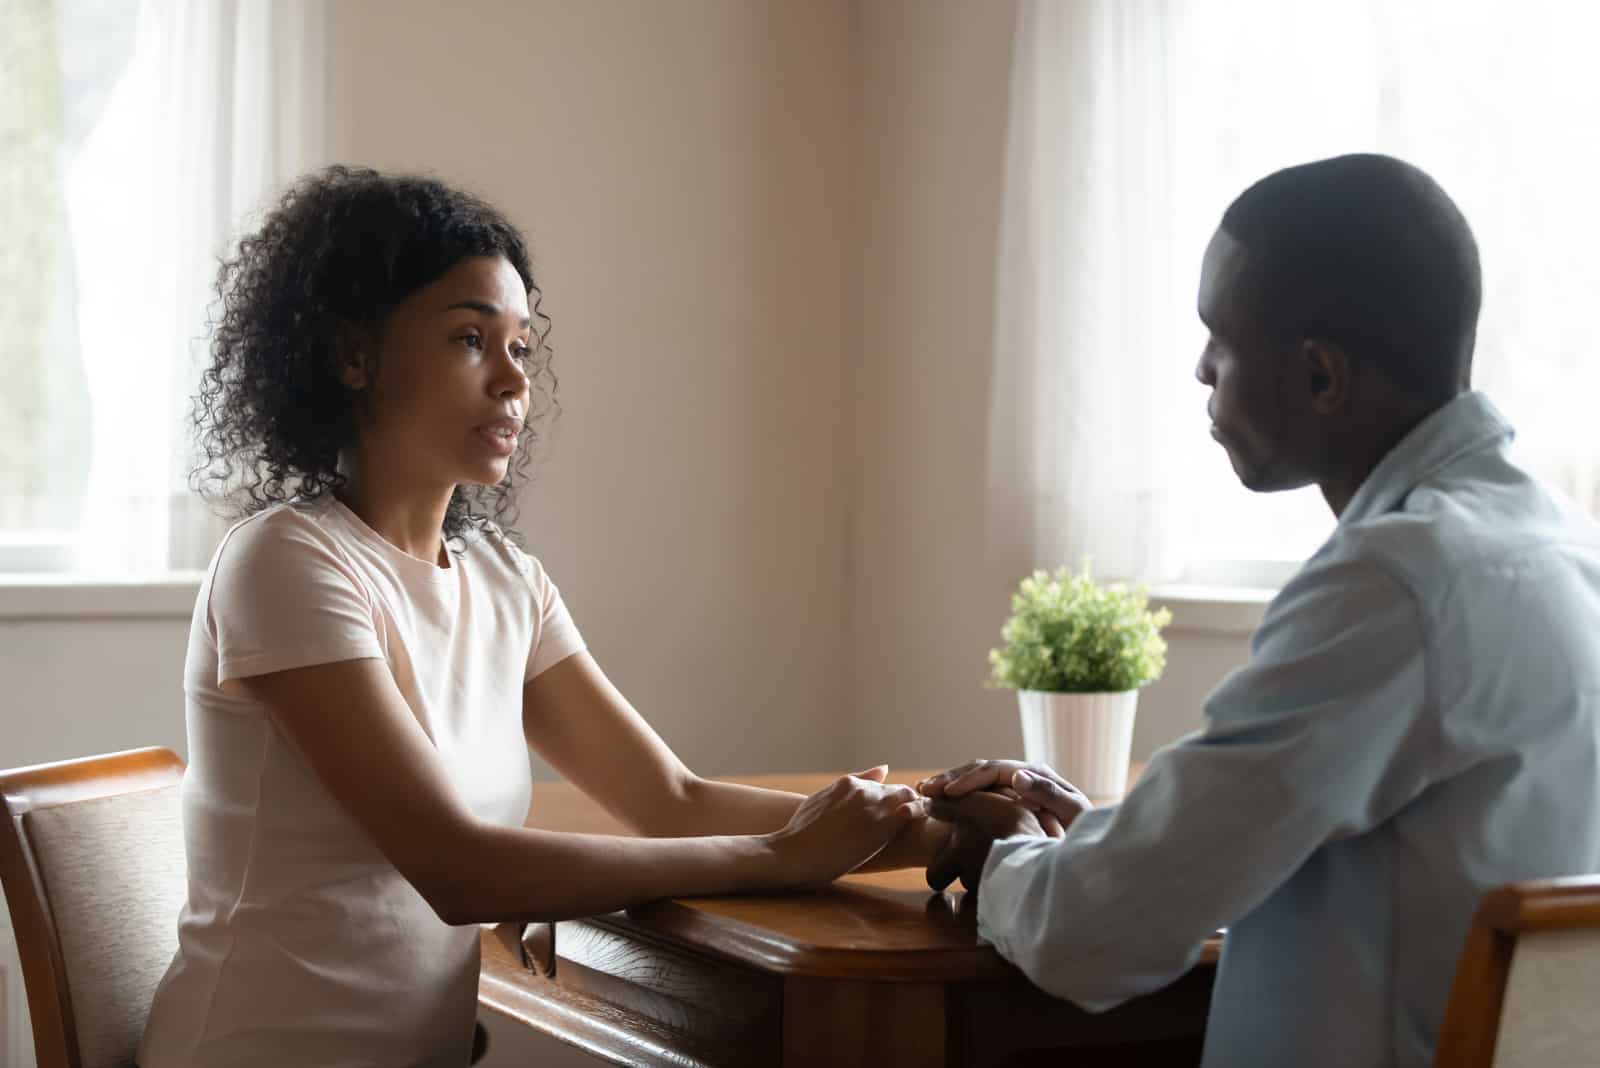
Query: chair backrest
xmin=1435 ymin=876 xmax=1600 ymax=1068
xmin=0 ymin=748 xmax=187 ymax=1068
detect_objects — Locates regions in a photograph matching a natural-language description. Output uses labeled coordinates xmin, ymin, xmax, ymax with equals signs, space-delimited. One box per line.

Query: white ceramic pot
xmin=1016 ymin=689 xmax=1139 ymax=801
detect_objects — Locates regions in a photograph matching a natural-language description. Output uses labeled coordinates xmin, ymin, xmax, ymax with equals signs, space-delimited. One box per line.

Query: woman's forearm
xmin=665 ymin=777 xmax=948 ymax=873
xmin=437 ymin=775 xmax=923 ymax=924
xmin=669 ymin=777 xmax=803 ymax=836
xmin=436 ymin=822 xmax=784 ymax=925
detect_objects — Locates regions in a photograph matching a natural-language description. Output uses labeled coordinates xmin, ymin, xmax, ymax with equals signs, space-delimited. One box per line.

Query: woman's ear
xmin=335 ymin=323 xmax=373 ymax=391
xmin=1302 ymin=337 xmax=1351 ymax=415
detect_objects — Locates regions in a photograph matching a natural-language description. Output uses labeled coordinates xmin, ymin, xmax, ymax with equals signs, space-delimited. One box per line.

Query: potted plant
xmin=988 ymin=562 xmax=1172 ymax=800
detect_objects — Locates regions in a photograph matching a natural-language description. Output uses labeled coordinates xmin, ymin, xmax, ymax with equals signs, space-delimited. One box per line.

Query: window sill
xmin=1147 ymin=583 xmax=1274 ymax=636
xmin=0 ymin=574 xmax=203 ymax=621
xmin=0 ymin=575 xmax=1277 ymax=634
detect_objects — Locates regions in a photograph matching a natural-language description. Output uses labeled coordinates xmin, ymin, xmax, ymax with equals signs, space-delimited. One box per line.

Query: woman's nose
xmin=493 ymin=351 xmax=529 ymax=397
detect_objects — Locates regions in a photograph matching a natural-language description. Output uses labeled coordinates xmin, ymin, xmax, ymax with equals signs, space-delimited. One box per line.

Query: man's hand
xmin=924 ymin=789 xmax=1049 ymax=893
xmin=918 ymin=759 xmax=1092 ymax=838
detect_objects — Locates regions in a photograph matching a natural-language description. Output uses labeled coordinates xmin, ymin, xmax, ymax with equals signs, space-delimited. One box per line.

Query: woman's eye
xmin=458 ymin=333 xmax=483 ymax=350
xmin=512 ymin=345 xmax=532 ymax=363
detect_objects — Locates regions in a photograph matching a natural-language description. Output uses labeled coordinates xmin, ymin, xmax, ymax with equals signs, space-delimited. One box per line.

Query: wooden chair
xmin=1435 ymin=876 xmax=1600 ymax=1067
xmin=0 ymin=747 xmax=188 ymax=1068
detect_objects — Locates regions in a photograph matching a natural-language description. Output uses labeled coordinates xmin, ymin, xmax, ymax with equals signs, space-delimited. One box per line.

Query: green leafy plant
xmin=988 ymin=563 xmax=1172 ymax=693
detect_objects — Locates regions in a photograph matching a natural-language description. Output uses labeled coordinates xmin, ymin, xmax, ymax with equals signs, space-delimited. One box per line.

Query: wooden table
xmin=478 ymin=771 xmax=1219 ymax=1067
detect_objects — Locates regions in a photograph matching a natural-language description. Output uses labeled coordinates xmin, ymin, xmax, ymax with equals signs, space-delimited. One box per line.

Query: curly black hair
xmin=190 ymin=165 xmax=557 ymax=549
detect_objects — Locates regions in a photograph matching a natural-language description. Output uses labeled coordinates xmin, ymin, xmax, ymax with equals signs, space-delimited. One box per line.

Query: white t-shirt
xmin=137 ymin=496 xmax=585 ymax=1068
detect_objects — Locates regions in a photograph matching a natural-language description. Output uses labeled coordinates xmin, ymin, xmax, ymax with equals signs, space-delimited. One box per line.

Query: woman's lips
xmin=476 ymin=425 xmax=518 ymax=456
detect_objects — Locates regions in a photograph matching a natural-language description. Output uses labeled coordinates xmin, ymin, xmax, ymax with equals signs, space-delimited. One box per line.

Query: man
xmin=920 ymin=154 xmax=1600 ymax=1067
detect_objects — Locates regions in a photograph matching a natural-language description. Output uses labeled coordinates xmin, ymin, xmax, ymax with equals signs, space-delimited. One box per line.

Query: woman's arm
xmin=521 ymin=652 xmax=950 ymax=868
xmin=520 ymin=652 xmax=803 ymax=835
xmin=237 ymin=657 xmax=919 ymax=925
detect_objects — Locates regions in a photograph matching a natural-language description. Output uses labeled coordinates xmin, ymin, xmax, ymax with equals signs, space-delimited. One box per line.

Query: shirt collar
xmin=1338 ymin=391 xmax=1515 ymax=525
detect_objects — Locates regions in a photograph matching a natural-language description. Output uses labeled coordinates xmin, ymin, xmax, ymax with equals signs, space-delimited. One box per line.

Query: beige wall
xmin=848 ymin=0 xmax=1250 ymax=770
xmin=324 ymin=0 xmax=859 ymax=775
xmin=849 ymin=0 xmax=1035 ymax=767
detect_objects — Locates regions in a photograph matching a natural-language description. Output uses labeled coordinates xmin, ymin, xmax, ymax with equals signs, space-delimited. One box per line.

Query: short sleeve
xmin=518 ymin=552 xmax=586 ymax=682
xmin=207 ymin=510 xmax=386 ymax=685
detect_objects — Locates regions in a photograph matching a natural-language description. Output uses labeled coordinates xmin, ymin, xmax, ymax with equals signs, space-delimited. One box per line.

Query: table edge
xmin=608 ymin=903 xmax=1225 ymax=980
xmin=613 ymin=900 xmax=1017 ymax=981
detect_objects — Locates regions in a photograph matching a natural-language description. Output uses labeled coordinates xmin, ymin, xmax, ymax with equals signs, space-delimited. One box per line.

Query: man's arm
xmin=966 ymin=560 xmax=1434 ymax=1010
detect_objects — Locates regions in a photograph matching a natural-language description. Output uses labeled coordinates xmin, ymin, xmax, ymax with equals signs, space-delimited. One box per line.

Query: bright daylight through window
xmin=1166 ymin=0 xmax=1600 ymax=577
xmin=2 ymin=0 xmax=322 ymax=577
xmin=1 ymin=0 xmax=139 ymax=573
xmin=2 ymin=2 xmax=1597 ymax=585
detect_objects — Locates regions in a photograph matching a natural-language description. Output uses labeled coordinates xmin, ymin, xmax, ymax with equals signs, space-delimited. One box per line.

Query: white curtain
xmin=987 ymin=0 xmax=1600 ymax=585
xmin=985 ymin=0 xmax=1185 ymax=585
xmin=66 ymin=0 xmax=326 ymax=575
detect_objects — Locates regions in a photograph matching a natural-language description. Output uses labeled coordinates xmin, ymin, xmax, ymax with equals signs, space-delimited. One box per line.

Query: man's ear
xmin=1302 ymin=337 xmax=1350 ymax=415
xmin=335 ymin=323 xmax=373 ymax=391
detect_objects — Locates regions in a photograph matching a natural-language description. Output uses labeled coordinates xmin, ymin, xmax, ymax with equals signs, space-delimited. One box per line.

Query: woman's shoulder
xmin=198 ymin=498 xmax=385 ymax=674
xmin=210 ymin=497 xmax=362 ymax=586
xmin=464 ymin=522 xmax=556 ymax=591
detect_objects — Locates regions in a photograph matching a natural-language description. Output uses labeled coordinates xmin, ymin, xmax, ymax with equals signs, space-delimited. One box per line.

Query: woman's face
xmin=342 ymin=255 xmax=533 ymax=491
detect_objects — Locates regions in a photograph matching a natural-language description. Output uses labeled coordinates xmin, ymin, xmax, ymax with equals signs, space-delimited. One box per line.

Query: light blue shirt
xmin=978 ymin=391 xmax=1600 ymax=1067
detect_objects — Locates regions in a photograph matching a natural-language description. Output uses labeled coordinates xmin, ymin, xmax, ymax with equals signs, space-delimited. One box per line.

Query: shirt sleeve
xmin=976 ymin=557 xmax=1434 ymax=1011
xmin=207 ymin=511 xmax=386 ymax=685
xmin=520 ymin=553 xmax=587 ymax=682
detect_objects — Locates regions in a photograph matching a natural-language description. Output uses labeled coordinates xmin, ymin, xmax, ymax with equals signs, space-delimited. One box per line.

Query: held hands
xmin=917 ymin=760 xmax=1092 ymax=893
xmin=919 ymin=759 xmax=1092 ymax=837
xmin=760 ymin=760 xmax=1090 ymax=892
xmin=765 ymin=766 xmax=924 ymax=889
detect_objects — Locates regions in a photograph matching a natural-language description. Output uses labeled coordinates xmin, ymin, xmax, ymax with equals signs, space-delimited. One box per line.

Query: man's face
xmin=1194 ymin=228 xmax=1316 ymax=493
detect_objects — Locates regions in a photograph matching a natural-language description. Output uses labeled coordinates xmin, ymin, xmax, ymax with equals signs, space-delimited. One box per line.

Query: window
xmin=1167 ymin=0 xmax=1600 ymax=573
xmin=0 ymin=0 xmax=137 ymax=572
xmin=0 ymin=0 xmax=324 ymax=577
xmin=988 ymin=0 xmax=1600 ymax=588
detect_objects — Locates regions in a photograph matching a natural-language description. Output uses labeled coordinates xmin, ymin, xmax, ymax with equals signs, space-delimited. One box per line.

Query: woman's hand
xmin=764 ymin=766 xmax=924 ymax=888
xmin=917 ymin=759 xmax=1092 ymax=838
xmin=853 ymin=809 xmax=954 ymax=873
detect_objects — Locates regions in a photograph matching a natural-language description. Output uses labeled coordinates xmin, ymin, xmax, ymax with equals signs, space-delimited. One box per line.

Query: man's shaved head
xmin=1220 ymin=153 xmax=1481 ymax=402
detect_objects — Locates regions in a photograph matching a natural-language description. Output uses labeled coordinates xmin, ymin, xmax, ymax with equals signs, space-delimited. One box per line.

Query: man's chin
xmin=1224 ymin=448 xmax=1276 ymax=493
xmin=1218 ymin=445 xmax=1257 ymax=489
xmin=1237 ymin=462 xmax=1316 ymax=495
xmin=1237 ymin=473 xmax=1276 ymax=493
xmin=1218 ymin=438 xmax=1311 ymax=493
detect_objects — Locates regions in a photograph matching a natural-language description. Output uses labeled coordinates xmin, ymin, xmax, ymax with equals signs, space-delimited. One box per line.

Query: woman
xmin=138 ymin=167 xmax=937 ymax=1067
